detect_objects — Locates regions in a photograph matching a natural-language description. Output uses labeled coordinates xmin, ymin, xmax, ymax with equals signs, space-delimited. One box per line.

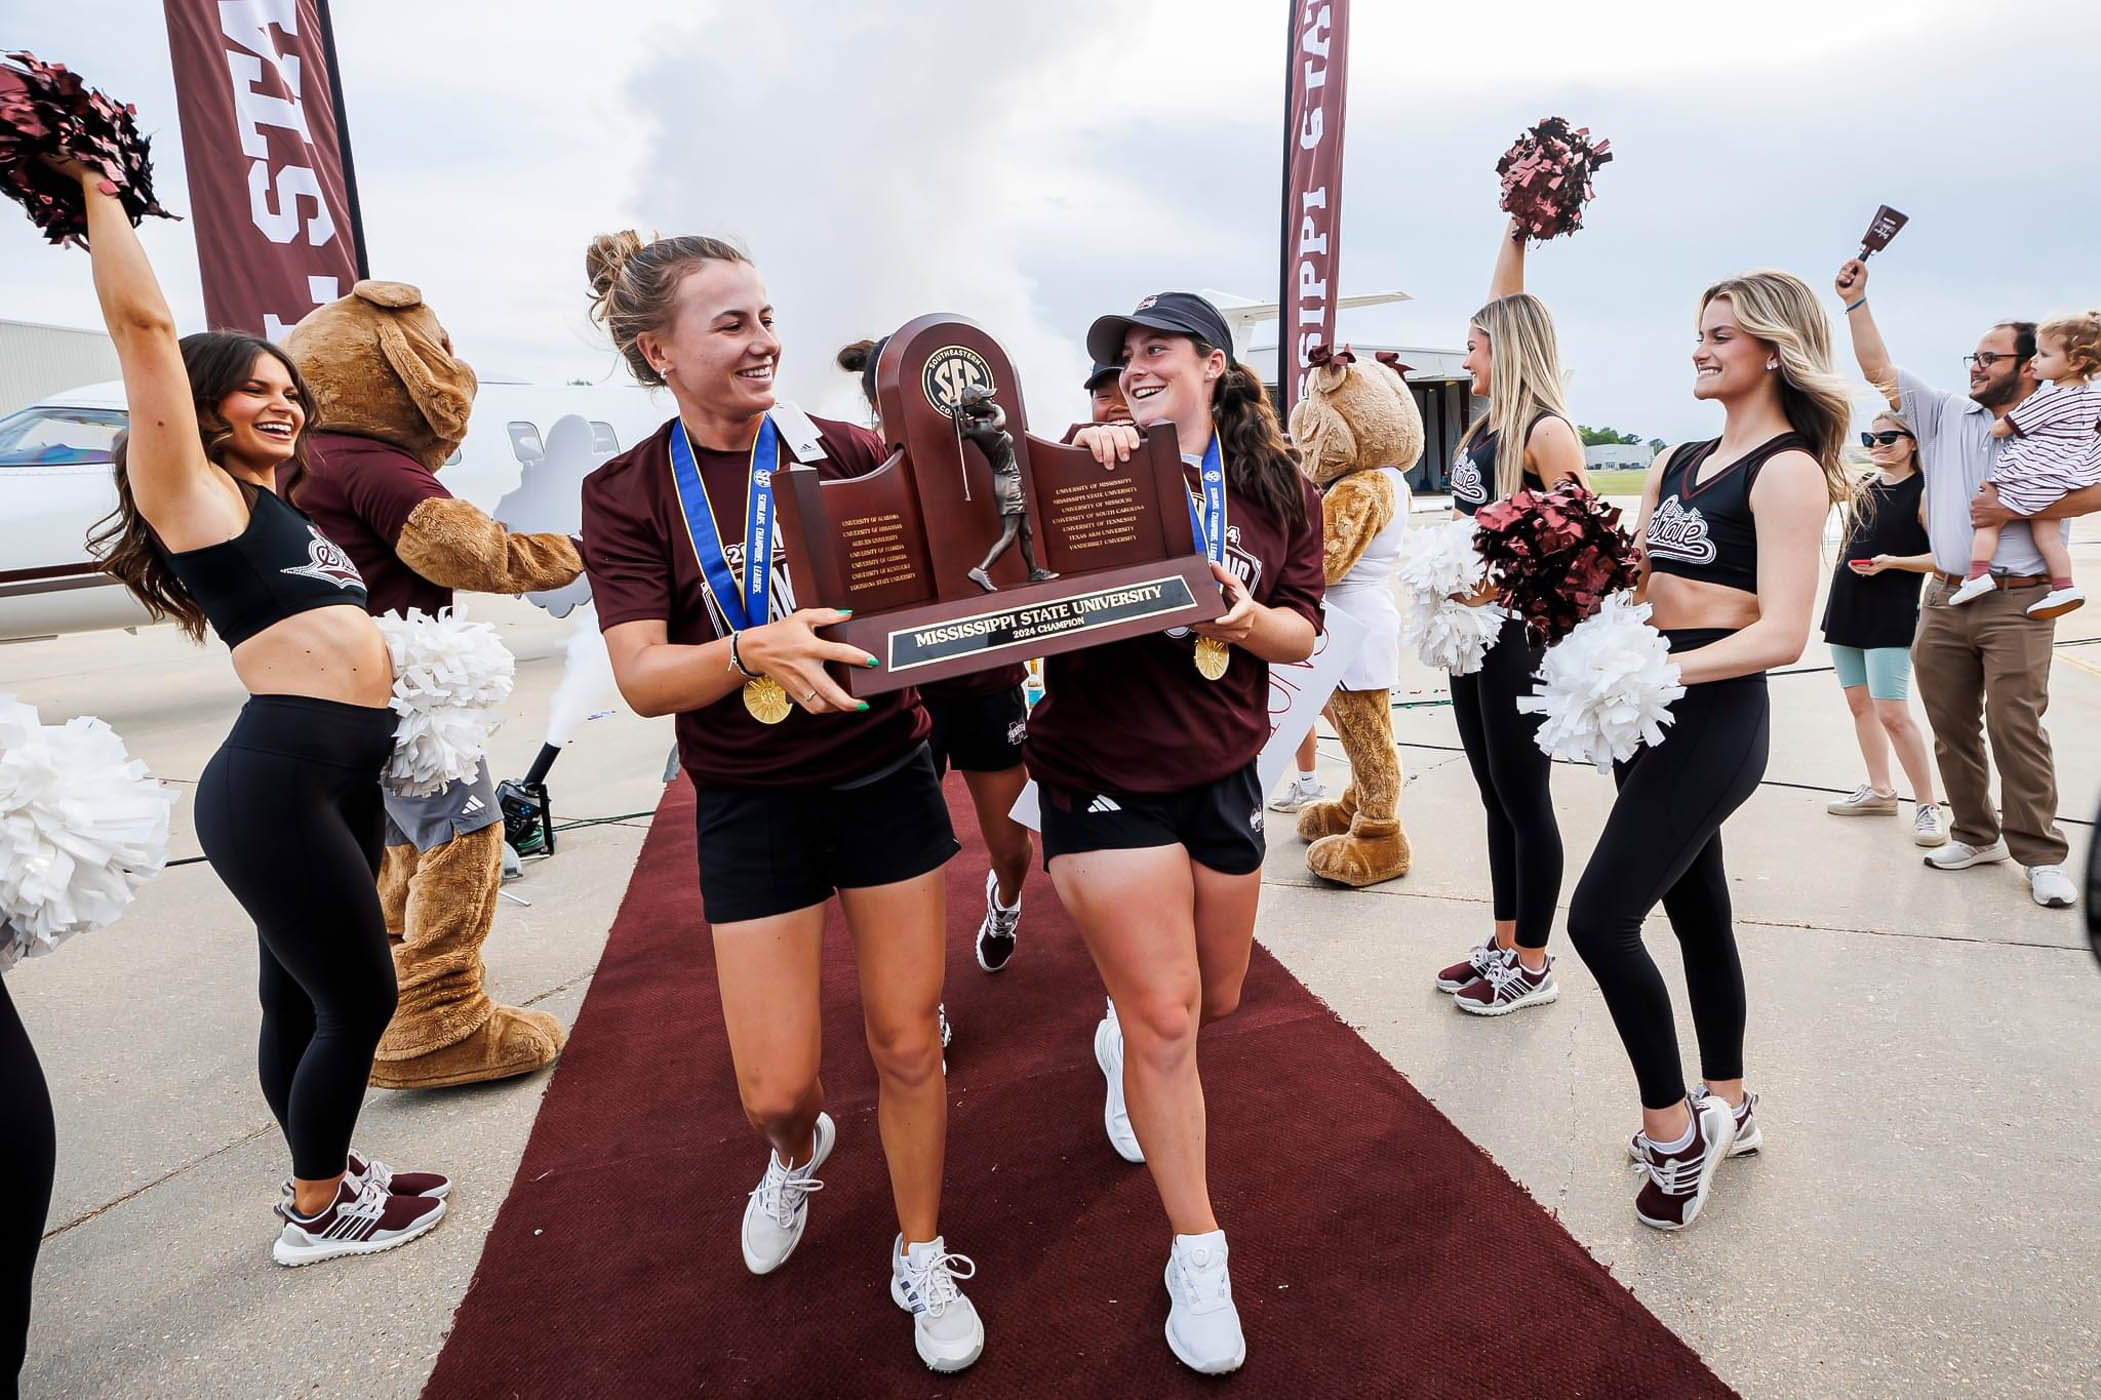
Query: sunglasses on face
xmin=1963 ymin=351 xmax=2027 ymax=369
xmin=1861 ymin=430 xmax=1913 ymax=446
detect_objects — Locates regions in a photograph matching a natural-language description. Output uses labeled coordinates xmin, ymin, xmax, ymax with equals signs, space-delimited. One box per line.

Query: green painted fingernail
xmin=856 ymin=701 xmax=871 ymax=711
xmin=865 ymin=657 xmax=880 ymax=668
xmin=839 ymin=609 xmax=854 ymax=617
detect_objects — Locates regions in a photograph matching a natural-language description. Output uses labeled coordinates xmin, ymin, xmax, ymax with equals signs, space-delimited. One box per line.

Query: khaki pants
xmin=1911 ymin=578 xmax=2068 ymax=866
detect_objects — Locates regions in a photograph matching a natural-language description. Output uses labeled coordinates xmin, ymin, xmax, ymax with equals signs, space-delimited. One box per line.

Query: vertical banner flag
xmin=162 ymin=0 xmax=367 ymax=339
xmin=1277 ymin=0 xmax=1351 ymax=427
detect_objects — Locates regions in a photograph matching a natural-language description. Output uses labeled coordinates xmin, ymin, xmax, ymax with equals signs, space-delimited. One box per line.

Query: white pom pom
xmin=1392 ymin=517 xmax=1502 ymax=674
xmin=0 ymin=696 xmax=172 ymax=970
xmin=1401 ymin=596 xmax=1504 ymax=675
xmin=1395 ymin=516 xmax=1486 ymax=600
xmin=1516 ymin=594 xmax=1686 ymax=772
xmin=374 ymin=608 xmax=517 ymax=797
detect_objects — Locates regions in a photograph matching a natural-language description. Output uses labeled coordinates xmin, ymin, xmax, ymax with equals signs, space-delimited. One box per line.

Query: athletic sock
xmin=1294 ymin=768 xmax=1317 ymax=786
xmin=1965 ymin=561 xmax=1991 ymax=581
xmin=1649 ymin=1115 xmax=1697 ymax=1154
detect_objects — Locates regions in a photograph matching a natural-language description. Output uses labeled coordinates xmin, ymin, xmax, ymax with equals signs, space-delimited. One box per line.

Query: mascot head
xmin=284 ymin=281 xmax=477 ymax=472
xmin=1287 ymin=347 xmax=1425 ymax=488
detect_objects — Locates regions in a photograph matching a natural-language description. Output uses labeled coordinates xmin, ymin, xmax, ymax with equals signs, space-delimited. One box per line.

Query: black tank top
xmin=1450 ymin=413 xmax=1555 ymax=516
xmin=154 ymin=482 xmax=369 ymax=647
xmin=1645 ymin=433 xmax=1810 ymax=595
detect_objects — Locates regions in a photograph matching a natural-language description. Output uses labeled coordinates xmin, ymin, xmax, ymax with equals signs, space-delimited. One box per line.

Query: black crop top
xmin=1450 ymin=414 xmax=1555 ymax=516
xmin=154 ymin=482 xmax=369 ymax=647
xmin=1645 ymin=433 xmax=1809 ymax=595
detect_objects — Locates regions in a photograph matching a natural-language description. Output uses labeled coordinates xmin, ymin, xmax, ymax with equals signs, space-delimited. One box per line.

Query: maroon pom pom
xmin=1496 ymin=116 xmax=1612 ymax=244
xmin=1474 ymin=479 xmax=1641 ymax=646
xmin=0 ymin=52 xmax=177 ymax=248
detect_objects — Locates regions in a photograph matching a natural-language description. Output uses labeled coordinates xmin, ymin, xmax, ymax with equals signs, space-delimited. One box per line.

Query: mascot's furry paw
xmin=1306 ymin=815 xmax=1412 ymax=888
xmin=1295 ymin=786 xmax=1357 ymax=842
xmin=369 ymin=1005 xmax=565 ymax=1090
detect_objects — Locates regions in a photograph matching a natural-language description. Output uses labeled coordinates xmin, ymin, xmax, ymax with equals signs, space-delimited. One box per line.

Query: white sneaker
xmin=2026 ymin=587 xmax=2085 ymax=619
xmin=1267 ymin=775 xmax=1326 ymax=813
xmin=975 ymin=869 xmax=1020 ymax=973
xmin=1923 ymin=837 xmax=2009 ymax=871
xmin=1947 ymin=574 xmax=1997 ymax=606
xmin=2028 ymin=864 xmax=2077 ymax=909
xmin=890 ymin=1234 xmax=984 ymax=1373
xmin=1912 ymin=803 xmax=1949 ymax=847
xmin=1826 ymin=784 xmax=1898 ymax=816
xmin=1164 ymin=1230 xmax=1246 ymax=1374
xmin=1093 ymin=1001 xmax=1144 ymax=1164
xmin=740 ymin=1112 xmax=834 ymax=1275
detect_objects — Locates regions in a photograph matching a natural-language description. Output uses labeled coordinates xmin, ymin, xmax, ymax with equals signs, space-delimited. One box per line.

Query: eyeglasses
xmin=1963 ymin=352 xmax=2027 ymax=369
xmin=1860 ymin=430 xmax=1913 ymax=446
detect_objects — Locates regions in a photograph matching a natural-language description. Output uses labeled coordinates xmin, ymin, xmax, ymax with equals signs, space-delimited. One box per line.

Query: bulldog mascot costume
xmin=286 ymin=282 xmax=582 ymax=1089
xmin=1287 ymin=348 xmax=1423 ymax=888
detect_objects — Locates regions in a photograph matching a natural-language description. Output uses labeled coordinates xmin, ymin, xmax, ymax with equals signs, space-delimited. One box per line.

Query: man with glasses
xmin=1833 ymin=257 xmax=2077 ymax=908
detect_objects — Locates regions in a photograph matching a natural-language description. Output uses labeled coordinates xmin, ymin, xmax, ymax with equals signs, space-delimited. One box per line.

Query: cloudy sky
xmin=6 ymin=0 xmax=2097 ymax=440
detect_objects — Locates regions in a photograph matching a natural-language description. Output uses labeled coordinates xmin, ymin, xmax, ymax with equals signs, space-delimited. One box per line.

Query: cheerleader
xmin=55 ymin=162 xmax=448 ymax=1267
xmin=1040 ymin=293 xmax=1324 ymax=1373
xmin=581 ymin=236 xmax=981 ymax=1372
xmin=1571 ymin=270 xmax=1854 ymax=1229
xmin=1434 ymin=219 xmax=1588 ymax=1014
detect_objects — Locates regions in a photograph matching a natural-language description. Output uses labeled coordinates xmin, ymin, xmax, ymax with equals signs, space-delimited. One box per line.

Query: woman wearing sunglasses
xmin=1820 ymin=412 xmax=1944 ymax=845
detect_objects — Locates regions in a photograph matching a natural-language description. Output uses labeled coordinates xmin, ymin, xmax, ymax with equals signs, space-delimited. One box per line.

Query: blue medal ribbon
xmin=1184 ymin=431 xmax=1227 ymax=565
xmin=668 ymin=415 xmax=781 ymax=632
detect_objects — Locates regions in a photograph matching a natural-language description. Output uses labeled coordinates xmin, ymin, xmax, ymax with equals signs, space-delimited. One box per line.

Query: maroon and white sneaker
xmin=1435 ymin=937 xmax=1507 ymax=993
xmin=1631 ymin=1093 xmax=1737 ymax=1231
xmin=1453 ymin=952 xmax=1558 ymax=1016
xmin=272 ymin=1173 xmax=445 ymax=1266
xmin=1627 ymin=1087 xmax=1760 ymax=1162
xmin=347 ymin=1148 xmax=451 ymax=1200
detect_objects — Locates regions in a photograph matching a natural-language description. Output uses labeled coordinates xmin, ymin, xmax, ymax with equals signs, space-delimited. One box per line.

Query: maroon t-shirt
xmin=581 ymin=414 xmax=928 ymax=788
xmin=921 ymin=663 xmax=1029 ymax=700
xmin=1025 ymin=462 xmax=1325 ymax=794
xmin=291 ymin=432 xmax=453 ymax=617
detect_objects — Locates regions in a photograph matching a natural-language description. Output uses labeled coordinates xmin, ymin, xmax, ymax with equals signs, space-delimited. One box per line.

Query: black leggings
xmin=1451 ymin=615 xmax=1562 ymax=949
xmin=1567 ymin=632 xmax=1770 ymax=1110
xmin=194 ymin=696 xmax=399 ymax=1181
xmin=1 ymin=978 xmax=54 ymax=1397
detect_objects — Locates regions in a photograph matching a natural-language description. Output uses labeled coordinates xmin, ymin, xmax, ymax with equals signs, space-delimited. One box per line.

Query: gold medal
xmin=743 ymin=675 xmax=792 ymax=725
xmin=1194 ymin=636 xmax=1231 ymax=681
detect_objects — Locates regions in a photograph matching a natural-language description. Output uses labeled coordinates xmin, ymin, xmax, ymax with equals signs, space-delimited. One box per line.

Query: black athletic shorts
xmin=692 ymin=744 xmax=959 ymax=924
xmin=1037 ymin=761 xmax=1266 ymax=876
xmin=925 ymin=686 xmax=1029 ymax=776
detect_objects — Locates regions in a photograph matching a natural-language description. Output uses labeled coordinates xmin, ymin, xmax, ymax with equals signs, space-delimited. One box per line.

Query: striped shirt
xmin=1993 ymin=381 xmax=2101 ymax=515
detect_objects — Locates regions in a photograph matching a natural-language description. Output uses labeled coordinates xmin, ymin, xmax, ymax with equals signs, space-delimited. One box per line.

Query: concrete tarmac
xmin=7 ymin=531 xmax=2099 ymax=1398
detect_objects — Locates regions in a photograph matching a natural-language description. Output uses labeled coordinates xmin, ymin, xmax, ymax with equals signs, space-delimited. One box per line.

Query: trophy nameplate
xmin=771 ymin=314 xmax=1218 ymax=696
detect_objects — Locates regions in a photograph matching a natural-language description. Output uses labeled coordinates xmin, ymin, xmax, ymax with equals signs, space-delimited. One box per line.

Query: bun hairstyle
xmin=1698 ymin=269 xmax=1859 ymax=527
xmin=837 ymin=335 xmax=887 ymax=411
xmin=584 ymin=229 xmax=750 ymax=386
xmin=1191 ymin=336 xmax=1309 ymax=534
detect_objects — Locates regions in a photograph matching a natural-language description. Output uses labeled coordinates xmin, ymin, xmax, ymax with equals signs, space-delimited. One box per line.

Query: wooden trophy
xmin=772 ymin=314 xmax=1218 ymax=696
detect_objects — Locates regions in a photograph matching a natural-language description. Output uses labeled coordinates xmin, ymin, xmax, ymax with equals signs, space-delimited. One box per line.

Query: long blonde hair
xmin=1463 ymin=293 xmax=1574 ymax=498
xmin=1698 ymin=270 xmax=1856 ymax=524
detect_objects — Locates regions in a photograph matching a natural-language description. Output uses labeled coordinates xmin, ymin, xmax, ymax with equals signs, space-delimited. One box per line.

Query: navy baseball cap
xmin=1086 ymin=292 xmax=1236 ymax=368
xmin=1083 ymin=361 xmax=1122 ymax=392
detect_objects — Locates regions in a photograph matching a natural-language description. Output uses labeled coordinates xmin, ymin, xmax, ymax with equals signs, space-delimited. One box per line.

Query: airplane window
xmin=0 ymin=406 xmax=128 ymax=467
xmin=590 ymin=421 xmax=619 ymax=452
xmin=444 ymin=448 xmax=463 ymax=467
xmin=507 ymin=422 xmax=545 ymax=465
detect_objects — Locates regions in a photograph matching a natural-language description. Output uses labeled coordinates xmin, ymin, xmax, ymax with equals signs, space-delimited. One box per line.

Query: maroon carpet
xmin=422 ymin=779 xmax=1735 ymax=1399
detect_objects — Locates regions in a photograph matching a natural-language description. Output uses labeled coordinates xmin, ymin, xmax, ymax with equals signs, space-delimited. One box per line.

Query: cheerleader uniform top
xmin=1449 ymin=413 xmax=1559 ymax=515
xmin=1644 ymin=433 xmax=1810 ymax=595
xmin=153 ymin=480 xmax=370 ymax=646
